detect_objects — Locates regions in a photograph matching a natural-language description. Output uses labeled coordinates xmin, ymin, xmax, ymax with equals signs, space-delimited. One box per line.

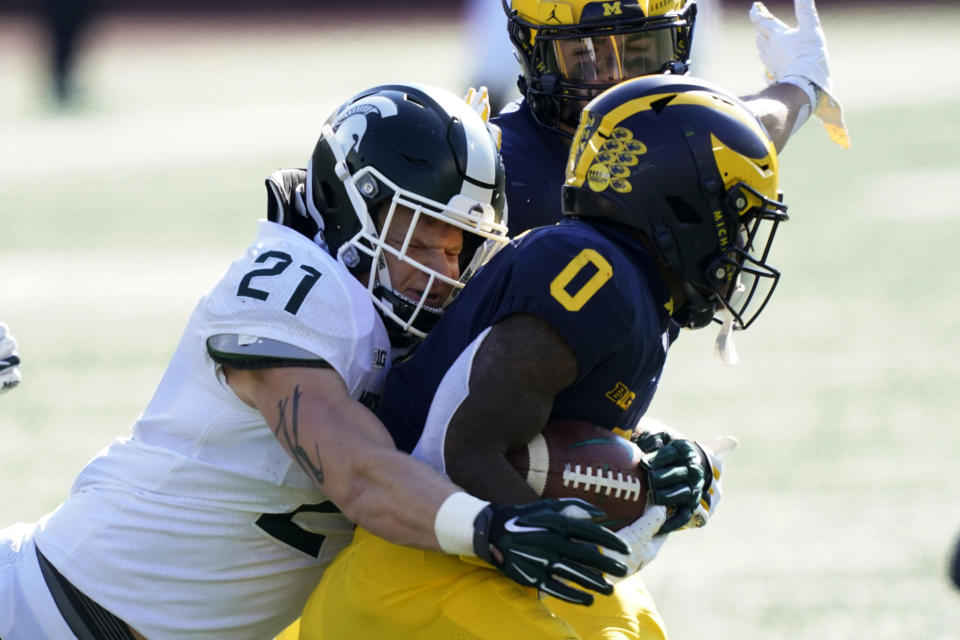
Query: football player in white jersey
xmin=0 ymin=84 xmax=631 ymax=640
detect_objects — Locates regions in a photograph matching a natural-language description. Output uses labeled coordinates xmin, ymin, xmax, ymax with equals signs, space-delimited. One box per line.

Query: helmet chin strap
xmin=714 ymin=274 xmax=746 ymax=366
xmin=674 ymin=282 xmax=715 ymax=330
xmin=714 ymin=307 xmax=739 ymax=366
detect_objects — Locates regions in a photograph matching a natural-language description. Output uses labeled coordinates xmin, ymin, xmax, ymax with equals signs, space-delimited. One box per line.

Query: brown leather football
xmin=505 ymin=418 xmax=649 ymax=531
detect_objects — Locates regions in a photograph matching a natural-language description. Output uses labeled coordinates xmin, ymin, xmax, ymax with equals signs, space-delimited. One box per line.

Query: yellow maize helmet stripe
xmin=567 ymin=92 xmax=670 ymax=186
xmin=511 ymin=0 xmax=689 ymax=25
xmin=710 ymin=133 xmax=777 ymax=213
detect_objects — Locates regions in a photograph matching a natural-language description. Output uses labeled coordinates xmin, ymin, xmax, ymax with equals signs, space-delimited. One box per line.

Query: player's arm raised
xmin=740 ymin=82 xmax=811 ymax=154
xmin=740 ymin=0 xmax=849 ymax=152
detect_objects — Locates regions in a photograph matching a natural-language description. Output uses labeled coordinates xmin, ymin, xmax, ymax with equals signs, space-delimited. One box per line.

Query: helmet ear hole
xmin=665 ymin=196 xmax=702 ymax=225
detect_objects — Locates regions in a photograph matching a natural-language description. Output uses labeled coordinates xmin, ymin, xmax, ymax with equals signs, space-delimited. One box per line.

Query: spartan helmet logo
xmin=332 ymin=95 xmax=399 ymax=153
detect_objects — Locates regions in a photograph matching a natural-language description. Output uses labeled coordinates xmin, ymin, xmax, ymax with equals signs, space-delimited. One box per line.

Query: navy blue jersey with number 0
xmin=378 ymin=218 xmax=677 ymax=453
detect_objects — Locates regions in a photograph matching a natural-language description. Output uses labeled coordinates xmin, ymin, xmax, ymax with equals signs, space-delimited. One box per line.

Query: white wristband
xmin=780 ymin=74 xmax=819 ymax=111
xmin=433 ymin=491 xmax=490 ymax=557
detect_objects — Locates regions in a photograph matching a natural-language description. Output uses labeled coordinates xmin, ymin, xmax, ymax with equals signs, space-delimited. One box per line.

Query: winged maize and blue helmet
xmin=504 ymin=0 xmax=697 ymax=133
xmin=562 ymin=74 xmax=789 ymax=330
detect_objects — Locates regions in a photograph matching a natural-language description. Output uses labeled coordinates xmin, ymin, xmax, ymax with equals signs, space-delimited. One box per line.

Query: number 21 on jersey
xmin=237 ymin=250 xmax=322 ymax=315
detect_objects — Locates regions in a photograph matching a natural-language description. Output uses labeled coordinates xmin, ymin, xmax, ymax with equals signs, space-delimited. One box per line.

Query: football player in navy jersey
xmin=298 ymin=75 xmax=789 ymax=639
xmin=493 ymin=0 xmax=848 ymax=235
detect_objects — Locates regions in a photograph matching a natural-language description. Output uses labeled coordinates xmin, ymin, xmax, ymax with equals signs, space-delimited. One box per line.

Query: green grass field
xmin=2 ymin=5 xmax=959 ymax=638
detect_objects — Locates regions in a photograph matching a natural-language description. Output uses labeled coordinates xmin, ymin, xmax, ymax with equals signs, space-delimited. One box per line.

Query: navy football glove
xmin=473 ymin=498 xmax=628 ymax=605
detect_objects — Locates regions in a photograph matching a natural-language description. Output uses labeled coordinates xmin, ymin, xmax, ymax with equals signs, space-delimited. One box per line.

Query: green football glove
xmin=634 ymin=420 xmax=738 ymax=533
xmin=638 ymin=434 xmax=706 ymax=533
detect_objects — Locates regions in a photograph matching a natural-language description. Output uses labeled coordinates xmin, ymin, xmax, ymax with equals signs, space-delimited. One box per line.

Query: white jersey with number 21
xmin=33 ymin=220 xmax=390 ymax=640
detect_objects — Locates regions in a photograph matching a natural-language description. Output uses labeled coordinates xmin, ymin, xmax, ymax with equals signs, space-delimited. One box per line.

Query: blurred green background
xmin=2 ymin=3 xmax=959 ymax=638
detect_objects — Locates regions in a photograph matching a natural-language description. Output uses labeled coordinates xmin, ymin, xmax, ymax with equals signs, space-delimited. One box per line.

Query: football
xmin=506 ymin=418 xmax=649 ymax=530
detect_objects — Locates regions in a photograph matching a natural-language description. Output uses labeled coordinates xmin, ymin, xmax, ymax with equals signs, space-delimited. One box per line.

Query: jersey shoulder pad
xmin=206 ymin=334 xmax=334 ymax=370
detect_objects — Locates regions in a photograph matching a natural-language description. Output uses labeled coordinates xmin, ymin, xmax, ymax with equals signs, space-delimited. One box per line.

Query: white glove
xmin=602 ymin=505 xmax=668 ymax=580
xmin=0 ymin=322 xmax=22 ymax=395
xmin=464 ymin=85 xmax=503 ymax=150
xmin=686 ymin=436 xmax=738 ymax=529
xmin=749 ymin=0 xmax=850 ymax=149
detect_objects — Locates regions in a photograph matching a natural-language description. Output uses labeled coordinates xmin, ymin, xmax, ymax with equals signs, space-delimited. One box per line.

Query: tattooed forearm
xmin=274 ymin=385 xmax=325 ymax=485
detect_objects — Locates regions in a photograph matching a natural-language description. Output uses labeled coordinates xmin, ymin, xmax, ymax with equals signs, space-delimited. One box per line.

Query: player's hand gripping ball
xmin=634 ymin=424 xmax=737 ymax=533
xmin=506 ymin=419 xmax=649 ymax=531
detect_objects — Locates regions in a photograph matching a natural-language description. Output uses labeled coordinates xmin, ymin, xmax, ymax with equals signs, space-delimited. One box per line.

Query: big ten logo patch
xmin=605 ymin=382 xmax=636 ymax=410
xmin=587 ymin=127 xmax=647 ymax=194
xmin=372 ymin=347 xmax=388 ymax=369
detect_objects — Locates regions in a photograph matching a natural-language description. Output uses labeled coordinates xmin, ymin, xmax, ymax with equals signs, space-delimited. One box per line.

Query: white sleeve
xmin=411 ymin=328 xmax=492 ymax=475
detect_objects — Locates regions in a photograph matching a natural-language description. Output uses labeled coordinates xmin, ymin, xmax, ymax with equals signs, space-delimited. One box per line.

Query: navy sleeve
xmin=493 ymin=101 xmax=570 ymax=235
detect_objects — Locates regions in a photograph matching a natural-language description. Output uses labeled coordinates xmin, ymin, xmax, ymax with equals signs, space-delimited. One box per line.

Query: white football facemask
xmin=315 ymin=126 xmax=510 ymax=338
